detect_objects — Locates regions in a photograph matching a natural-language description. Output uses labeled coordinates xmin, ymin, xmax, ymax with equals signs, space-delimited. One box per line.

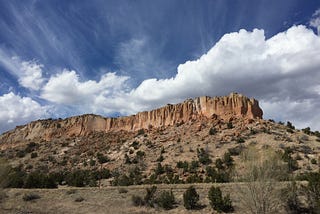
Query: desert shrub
xmin=124 ymin=154 xmax=131 ymax=164
xmin=287 ymin=128 xmax=294 ymax=133
xmin=66 ymin=189 xmax=77 ymax=195
xmin=305 ymin=172 xmax=320 ymax=212
xmin=205 ymin=166 xmax=231 ymax=183
xmin=215 ymin=158 xmax=224 ymax=170
xmin=183 ymin=186 xmax=199 ymax=210
xmin=0 ymin=159 xmax=10 ymax=201
xmin=128 ymin=167 xmax=143 ymax=185
xmin=157 ymin=154 xmax=164 ymax=162
xmin=74 ymin=196 xmax=85 ymax=202
xmin=228 ymin=145 xmax=244 ymax=156
xmin=132 ymin=195 xmax=145 ymax=206
xmin=313 ymin=131 xmax=320 ymax=137
xmin=189 ymin=161 xmax=199 ymax=173
xmin=137 ymin=129 xmax=145 ymax=136
xmin=89 ymin=159 xmax=96 ymax=166
xmin=136 ymin=150 xmax=145 ymax=158
xmin=23 ymin=172 xmax=57 ymax=189
xmin=284 ymin=181 xmax=309 ymax=214
xmin=157 ymin=190 xmax=175 ymax=210
xmin=286 ymin=121 xmax=295 ymax=129
xmin=30 ymin=152 xmax=38 ymax=159
xmin=65 ymin=170 xmax=96 ymax=187
xmin=144 ymin=186 xmax=157 ymax=207
xmin=237 ymin=138 xmax=245 ymax=144
xmin=177 ymin=161 xmax=187 ymax=169
xmin=209 ymin=127 xmax=217 ymax=135
xmin=118 ymin=188 xmax=128 ymax=194
xmin=208 ymin=186 xmax=234 ymax=213
xmin=302 ymin=127 xmax=311 ymax=135
xmin=96 ymin=153 xmax=109 ymax=164
xmin=186 ymin=174 xmax=203 ymax=183
xmin=197 ymin=148 xmax=212 ymax=165
xmin=155 ymin=163 xmax=165 ymax=176
xmin=282 ymin=148 xmax=299 ymax=172
xmin=6 ymin=168 xmax=26 ymax=188
xmin=23 ymin=192 xmax=40 ymax=201
xmin=311 ymin=158 xmax=317 ymax=165
xmin=223 ymin=152 xmax=234 ymax=168
xmin=131 ymin=141 xmax=140 ymax=150
xmin=16 ymin=150 xmax=26 ymax=158
xmin=25 ymin=142 xmax=38 ymax=153
xmin=227 ymin=122 xmax=233 ymax=129
xmin=112 ymin=174 xmax=133 ymax=186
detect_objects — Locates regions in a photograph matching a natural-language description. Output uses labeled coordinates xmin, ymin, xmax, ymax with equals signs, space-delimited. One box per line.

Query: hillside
xmin=0 ymin=93 xmax=319 ymax=185
xmin=1 ymin=93 xmax=320 ymax=213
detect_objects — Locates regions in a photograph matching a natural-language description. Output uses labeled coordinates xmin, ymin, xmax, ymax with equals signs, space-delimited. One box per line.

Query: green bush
xmin=223 ymin=152 xmax=234 ymax=168
xmin=286 ymin=121 xmax=295 ymax=129
xmin=74 ymin=196 xmax=85 ymax=202
xmin=16 ymin=150 xmax=26 ymax=158
xmin=144 ymin=186 xmax=157 ymax=207
xmin=208 ymin=186 xmax=234 ymax=213
xmin=23 ymin=172 xmax=57 ymax=189
xmin=197 ymin=148 xmax=212 ymax=165
xmin=132 ymin=195 xmax=144 ymax=206
xmin=157 ymin=190 xmax=175 ymax=210
xmin=227 ymin=122 xmax=233 ymax=129
xmin=237 ymin=138 xmax=245 ymax=144
xmin=302 ymin=127 xmax=311 ymax=135
xmin=183 ymin=186 xmax=199 ymax=210
xmin=96 ymin=153 xmax=109 ymax=164
xmin=118 ymin=188 xmax=128 ymax=194
xmin=209 ymin=127 xmax=217 ymax=135
xmin=23 ymin=193 xmax=40 ymax=201
xmin=30 ymin=152 xmax=38 ymax=159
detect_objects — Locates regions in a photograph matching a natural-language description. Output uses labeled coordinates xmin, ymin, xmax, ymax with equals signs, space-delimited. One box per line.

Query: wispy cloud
xmin=0 ymin=49 xmax=45 ymax=91
xmin=114 ymin=37 xmax=175 ymax=84
xmin=35 ymin=25 xmax=320 ymax=130
xmin=310 ymin=8 xmax=320 ymax=34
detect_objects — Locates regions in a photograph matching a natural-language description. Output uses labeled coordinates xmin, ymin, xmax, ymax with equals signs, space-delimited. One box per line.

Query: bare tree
xmin=235 ymin=146 xmax=287 ymax=214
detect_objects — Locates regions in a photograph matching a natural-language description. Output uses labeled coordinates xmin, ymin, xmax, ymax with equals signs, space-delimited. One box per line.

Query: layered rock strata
xmin=0 ymin=93 xmax=263 ymax=143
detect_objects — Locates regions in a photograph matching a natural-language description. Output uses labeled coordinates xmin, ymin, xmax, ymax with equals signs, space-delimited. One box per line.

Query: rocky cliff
xmin=0 ymin=93 xmax=262 ymax=144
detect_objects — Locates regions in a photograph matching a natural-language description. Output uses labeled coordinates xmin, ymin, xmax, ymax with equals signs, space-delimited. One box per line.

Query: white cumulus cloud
xmin=2 ymin=24 xmax=320 ymax=133
xmin=18 ymin=61 xmax=44 ymax=90
xmin=127 ymin=25 xmax=320 ymax=129
xmin=0 ymin=92 xmax=49 ymax=133
xmin=41 ymin=70 xmax=130 ymax=113
xmin=0 ymin=49 xmax=45 ymax=91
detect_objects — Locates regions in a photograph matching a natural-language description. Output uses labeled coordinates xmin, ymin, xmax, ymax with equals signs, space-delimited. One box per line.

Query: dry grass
xmin=0 ymin=182 xmax=293 ymax=214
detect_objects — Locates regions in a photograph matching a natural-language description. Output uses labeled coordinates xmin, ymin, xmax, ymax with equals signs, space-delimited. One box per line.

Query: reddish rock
xmin=0 ymin=93 xmax=263 ymax=144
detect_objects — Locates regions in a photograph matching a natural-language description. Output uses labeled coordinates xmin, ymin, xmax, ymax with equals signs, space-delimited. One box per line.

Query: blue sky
xmin=1 ymin=0 xmax=320 ymax=133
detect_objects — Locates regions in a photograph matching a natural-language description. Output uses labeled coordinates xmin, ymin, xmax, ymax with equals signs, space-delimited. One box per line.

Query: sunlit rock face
xmin=0 ymin=93 xmax=262 ymax=145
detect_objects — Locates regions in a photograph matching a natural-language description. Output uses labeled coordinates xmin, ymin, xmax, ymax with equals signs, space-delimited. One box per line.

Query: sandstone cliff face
xmin=0 ymin=93 xmax=263 ymax=144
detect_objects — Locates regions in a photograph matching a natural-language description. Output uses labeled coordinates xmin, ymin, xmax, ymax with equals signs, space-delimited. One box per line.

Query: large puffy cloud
xmin=18 ymin=61 xmax=44 ymax=90
xmin=39 ymin=25 xmax=320 ymax=130
xmin=0 ymin=92 xmax=49 ymax=133
xmin=128 ymin=25 xmax=320 ymax=129
xmin=2 ymin=24 xmax=320 ymax=133
xmin=41 ymin=70 xmax=131 ymax=114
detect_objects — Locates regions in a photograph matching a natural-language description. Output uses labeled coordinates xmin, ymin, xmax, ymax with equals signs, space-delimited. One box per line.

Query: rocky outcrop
xmin=0 ymin=93 xmax=262 ymax=144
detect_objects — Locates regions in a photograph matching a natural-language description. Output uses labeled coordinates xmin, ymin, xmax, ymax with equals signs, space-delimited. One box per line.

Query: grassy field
xmin=0 ymin=182 xmax=291 ymax=214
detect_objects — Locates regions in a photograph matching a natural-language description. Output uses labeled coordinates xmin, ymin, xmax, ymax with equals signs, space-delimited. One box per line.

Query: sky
xmin=1 ymin=0 xmax=320 ymax=134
